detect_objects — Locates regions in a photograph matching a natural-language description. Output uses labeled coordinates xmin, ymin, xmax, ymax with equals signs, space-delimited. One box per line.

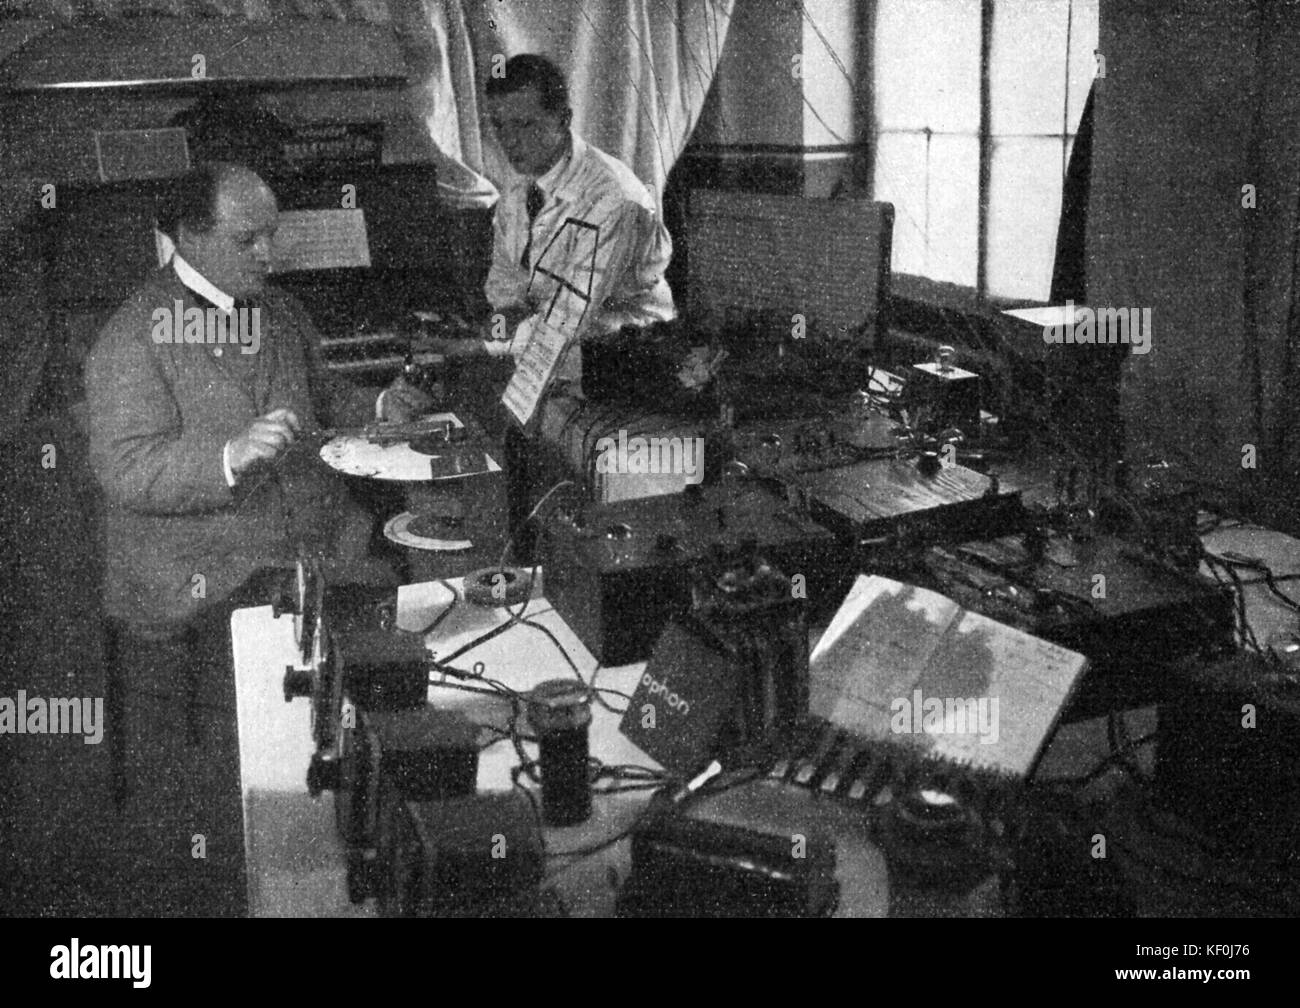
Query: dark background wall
xmin=1091 ymin=1 xmax=1264 ymax=512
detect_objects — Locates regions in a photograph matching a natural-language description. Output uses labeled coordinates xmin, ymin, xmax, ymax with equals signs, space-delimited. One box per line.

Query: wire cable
xmin=497 ymin=478 xmax=576 ymax=571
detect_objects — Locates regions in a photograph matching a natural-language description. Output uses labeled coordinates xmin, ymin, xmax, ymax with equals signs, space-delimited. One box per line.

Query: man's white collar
xmin=172 ymin=252 xmax=234 ymax=313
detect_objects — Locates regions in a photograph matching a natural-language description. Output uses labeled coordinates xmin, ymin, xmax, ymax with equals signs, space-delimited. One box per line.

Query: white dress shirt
xmin=173 ymin=251 xmax=235 ymax=314
xmin=170 ymin=254 xmax=245 ymax=487
xmin=483 ymin=132 xmax=675 ymax=388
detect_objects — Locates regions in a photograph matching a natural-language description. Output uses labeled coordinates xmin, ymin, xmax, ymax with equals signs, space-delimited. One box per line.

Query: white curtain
xmin=398 ymin=0 xmax=735 ymax=207
xmin=4 ymin=1 xmax=733 ymax=206
xmin=0 ymin=0 xmax=733 ymax=435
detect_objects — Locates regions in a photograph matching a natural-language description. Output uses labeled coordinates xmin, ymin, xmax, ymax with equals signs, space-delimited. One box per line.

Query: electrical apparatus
xmin=906 ymin=345 xmax=981 ymax=435
xmin=540 ymin=479 xmax=841 ymax=666
xmin=800 ymin=455 xmax=1025 ymax=549
xmin=377 ymin=791 xmax=548 ymax=918
xmin=1156 ymin=651 xmax=1300 ymax=858
xmin=618 ymin=785 xmax=840 ymax=918
xmin=919 ymin=532 xmax=1236 ymax=720
xmin=619 ymin=542 xmax=810 ymax=773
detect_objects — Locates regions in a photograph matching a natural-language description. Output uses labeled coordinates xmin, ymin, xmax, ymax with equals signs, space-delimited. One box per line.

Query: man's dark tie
xmin=521 ymin=183 xmax=544 ymax=269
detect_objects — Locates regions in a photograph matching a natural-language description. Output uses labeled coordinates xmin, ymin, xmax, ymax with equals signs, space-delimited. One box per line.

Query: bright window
xmin=873 ymin=0 xmax=1099 ymax=302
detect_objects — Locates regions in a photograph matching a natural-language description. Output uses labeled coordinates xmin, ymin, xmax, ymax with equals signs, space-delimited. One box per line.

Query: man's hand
xmin=227 ymin=407 xmax=300 ymax=478
xmin=380 ymin=376 xmax=436 ymax=423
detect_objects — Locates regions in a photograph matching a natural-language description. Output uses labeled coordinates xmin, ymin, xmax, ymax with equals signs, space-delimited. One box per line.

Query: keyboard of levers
xmin=762 ymin=716 xmax=1018 ymax=817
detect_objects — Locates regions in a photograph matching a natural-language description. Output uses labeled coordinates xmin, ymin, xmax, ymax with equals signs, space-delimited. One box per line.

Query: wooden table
xmin=229 ymin=574 xmax=985 ymax=917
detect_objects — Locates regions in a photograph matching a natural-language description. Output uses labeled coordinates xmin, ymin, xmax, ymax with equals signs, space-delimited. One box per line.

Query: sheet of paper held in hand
xmin=809 ymin=575 xmax=1088 ymax=777
xmin=501 ymin=216 xmax=599 ymax=429
xmin=502 ymin=317 xmax=574 ymax=429
xmin=270 ymin=209 xmax=371 ymax=272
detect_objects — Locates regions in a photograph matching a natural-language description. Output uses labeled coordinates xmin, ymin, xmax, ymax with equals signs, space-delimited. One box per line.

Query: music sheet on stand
xmin=502 ymin=318 xmax=573 ymax=428
xmin=501 ymin=217 xmax=599 ymax=428
xmin=271 ymin=209 xmax=371 ymax=272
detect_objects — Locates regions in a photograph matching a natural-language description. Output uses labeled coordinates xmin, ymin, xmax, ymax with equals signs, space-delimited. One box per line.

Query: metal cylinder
xmin=527 ymin=679 xmax=593 ymax=826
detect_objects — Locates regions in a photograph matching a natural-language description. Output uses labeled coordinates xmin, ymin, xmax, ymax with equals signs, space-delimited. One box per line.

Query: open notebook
xmin=809 ymin=575 xmax=1088 ymax=780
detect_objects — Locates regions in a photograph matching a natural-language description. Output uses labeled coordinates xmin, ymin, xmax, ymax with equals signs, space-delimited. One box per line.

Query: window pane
xmin=875 ymin=0 xmax=981 ymax=133
xmin=991 ymin=0 xmax=1069 ymax=135
xmin=987 ymin=136 xmax=1062 ymax=300
xmin=876 ymin=131 xmax=978 ymax=287
xmin=926 ymin=134 xmax=979 ymax=287
xmin=876 ymin=132 xmax=928 ymax=278
xmin=801 ymin=0 xmax=857 ymax=146
xmin=1068 ymin=0 xmax=1100 ymax=129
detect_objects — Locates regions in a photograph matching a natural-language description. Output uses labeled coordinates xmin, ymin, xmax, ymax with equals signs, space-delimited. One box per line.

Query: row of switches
xmin=768 ymin=719 xmax=896 ymax=804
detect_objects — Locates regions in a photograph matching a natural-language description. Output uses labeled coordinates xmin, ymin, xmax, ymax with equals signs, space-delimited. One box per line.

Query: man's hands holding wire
xmin=226 ymin=407 xmax=300 ymax=479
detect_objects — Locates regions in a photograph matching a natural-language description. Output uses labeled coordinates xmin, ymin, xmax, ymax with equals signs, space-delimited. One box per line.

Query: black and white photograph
xmin=0 ymin=0 xmax=1287 ymax=970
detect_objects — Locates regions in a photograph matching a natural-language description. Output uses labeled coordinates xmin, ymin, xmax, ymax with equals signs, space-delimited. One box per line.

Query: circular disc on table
xmin=320 ymin=436 xmax=441 ymax=481
xmin=319 ymin=415 xmax=497 ymax=482
xmin=383 ymin=511 xmax=473 ymax=551
xmin=320 ymin=435 xmax=495 ymax=481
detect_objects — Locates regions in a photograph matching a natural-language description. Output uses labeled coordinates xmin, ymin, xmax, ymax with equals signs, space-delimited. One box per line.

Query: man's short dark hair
xmin=485 ymin=54 xmax=570 ymax=114
xmin=156 ymin=162 xmax=243 ymax=241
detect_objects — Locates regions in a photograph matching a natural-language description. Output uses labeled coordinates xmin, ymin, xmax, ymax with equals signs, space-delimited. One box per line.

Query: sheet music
xmin=502 ymin=318 xmax=573 ymax=428
xmin=809 ymin=575 xmax=1088 ymax=778
xmin=500 ymin=217 xmax=600 ymax=429
xmin=271 ymin=209 xmax=371 ymax=272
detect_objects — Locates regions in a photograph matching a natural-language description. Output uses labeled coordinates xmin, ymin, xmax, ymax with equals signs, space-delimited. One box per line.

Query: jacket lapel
xmin=158 ymin=271 xmax=268 ymax=413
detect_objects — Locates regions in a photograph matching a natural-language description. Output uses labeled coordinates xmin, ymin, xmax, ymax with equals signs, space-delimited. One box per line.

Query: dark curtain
xmin=1051 ymin=82 xmax=1094 ymax=304
xmin=1047 ymin=81 xmax=1121 ymax=469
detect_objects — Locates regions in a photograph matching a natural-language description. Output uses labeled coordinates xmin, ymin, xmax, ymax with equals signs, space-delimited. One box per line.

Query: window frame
xmin=869 ymin=0 xmax=1091 ymax=315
